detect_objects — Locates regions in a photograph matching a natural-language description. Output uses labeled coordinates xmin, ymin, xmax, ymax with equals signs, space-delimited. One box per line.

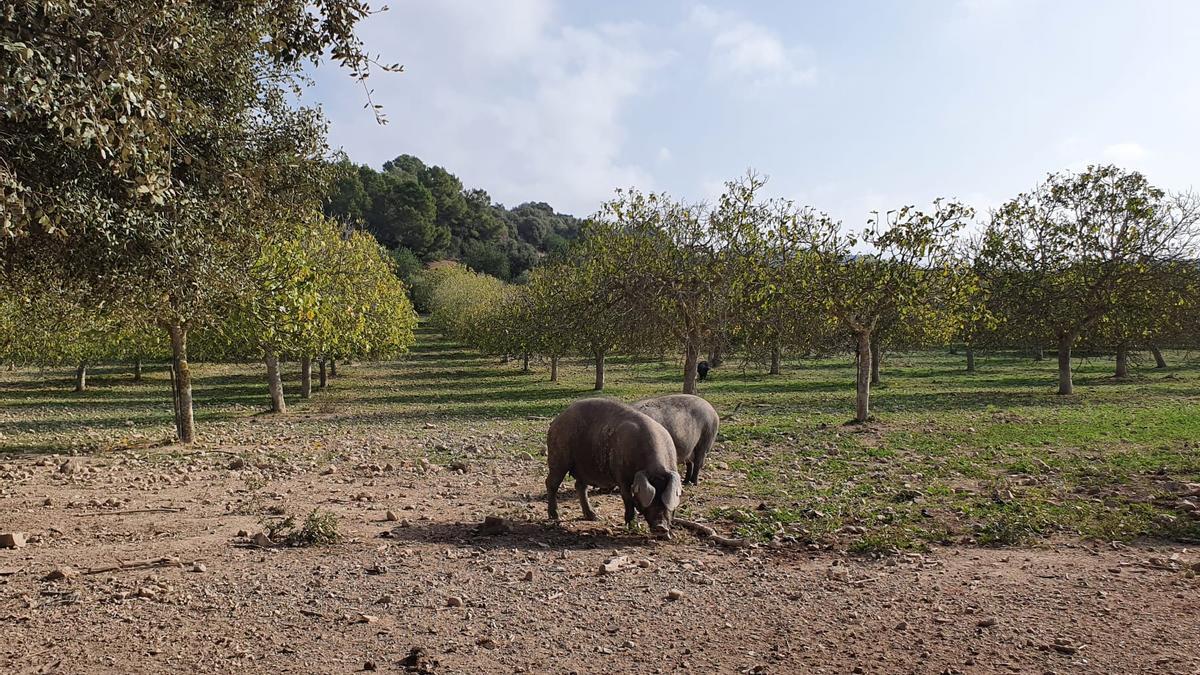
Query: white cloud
xmin=689 ymin=5 xmax=817 ymax=87
xmin=311 ymin=1 xmax=668 ymax=216
xmin=1102 ymin=142 xmax=1148 ymax=164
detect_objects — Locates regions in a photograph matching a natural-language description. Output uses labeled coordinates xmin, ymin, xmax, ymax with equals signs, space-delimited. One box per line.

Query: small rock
xmin=599 ymin=555 xmax=629 ymax=575
xmin=227 ymin=457 xmax=246 ymax=470
xmin=59 ymin=458 xmax=84 ymax=475
xmin=252 ymin=532 xmax=273 ymax=547
xmin=523 ymin=570 xmax=534 ymax=582
xmin=476 ymin=515 xmax=510 ymax=536
xmin=0 ymin=532 xmax=28 ymax=549
xmin=376 ymin=594 xmax=393 ymax=605
xmin=977 ymin=616 xmax=998 ymax=628
xmin=355 ymin=614 xmax=378 ymax=624
xmin=191 ymin=562 xmax=207 ymax=573
xmin=42 ymin=497 xmax=53 ymax=507
xmin=363 ymin=661 xmax=377 ymax=672
xmin=385 ymin=510 xmax=399 ymax=522
xmin=894 ymin=620 xmax=909 ymax=631
xmin=320 ymin=465 xmax=337 ymax=475
xmin=236 ymin=529 xmax=249 ymax=538
xmin=666 ymin=589 xmax=684 ymax=601
xmin=42 ymin=566 xmax=77 ymax=581
xmin=446 ymin=596 xmax=464 ymax=607
xmin=476 ymin=637 xmax=496 ymax=649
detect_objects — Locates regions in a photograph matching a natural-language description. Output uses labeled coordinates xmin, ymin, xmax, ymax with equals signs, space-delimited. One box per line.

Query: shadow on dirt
xmin=379 ymin=517 xmax=661 ymax=552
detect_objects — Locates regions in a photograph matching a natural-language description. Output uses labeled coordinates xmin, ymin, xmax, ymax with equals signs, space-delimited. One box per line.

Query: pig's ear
xmin=662 ymin=472 xmax=682 ymax=511
xmin=632 ymin=471 xmax=656 ymax=509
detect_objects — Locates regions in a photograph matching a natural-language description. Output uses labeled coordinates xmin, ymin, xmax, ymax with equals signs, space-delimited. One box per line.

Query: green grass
xmin=2 ymin=324 xmax=1199 ymax=550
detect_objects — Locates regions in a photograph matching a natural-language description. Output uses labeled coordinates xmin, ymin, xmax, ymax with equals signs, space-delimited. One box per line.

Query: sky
xmin=305 ymin=0 xmax=1200 ymax=225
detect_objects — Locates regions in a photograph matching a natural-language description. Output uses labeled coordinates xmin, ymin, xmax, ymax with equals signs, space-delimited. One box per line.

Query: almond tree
xmin=980 ymin=166 xmax=1200 ymax=395
xmin=816 ymin=201 xmax=972 ymax=422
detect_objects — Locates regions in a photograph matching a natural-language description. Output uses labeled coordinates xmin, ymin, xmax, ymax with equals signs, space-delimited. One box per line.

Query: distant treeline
xmin=324 ymin=154 xmax=581 ymax=281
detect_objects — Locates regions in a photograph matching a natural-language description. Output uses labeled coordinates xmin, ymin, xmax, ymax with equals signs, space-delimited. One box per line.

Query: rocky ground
xmin=2 ymin=440 xmax=1198 ymax=675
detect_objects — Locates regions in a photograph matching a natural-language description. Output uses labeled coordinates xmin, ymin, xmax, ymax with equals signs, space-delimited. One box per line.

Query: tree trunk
xmin=550 ymin=355 xmax=559 ymax=383
xmin=522 ymin=353 xmax=529 ymax=373
xmin=855 ymin=331 xmax=872 ymax=423
xmin=74 ymin=362 xmax=87 ymax=392
xmin=869 ymin=340 xmax=881 ymax=386
xmin=593 ymin=351 xmax=605 ymax=391
xmin=6 ymin=362 xmax=14 ymax=372
xmin=1115 ymin=345 xmax=1129 ymax=378
xmin=265 ymin=351 xmax=286 ymax=413
xmin=683 ymin=341 xmax=700 ymax=395
xmin=769 ymin=344 xmax=782 ymax=376
xmin=318 ymin=359 xmax=328 ymax=389
xmin=168 ymin=324 xmax=195 ymax=443
xmin=300 ymin=357 xmax=312 ymax=398
xmin=709 ymin=344 xmax=724 ymax=368
xmin=1151 ymin=345 xmax=1167 ymax=369
xmin=329 ymin=359 xmax=337 ymax=377
xmin=1033 ymin=346 xmax=1044 ymax=361
xmin=966 ymin=347 xmax=976 ymax=373
xmin=133 ymin=358 xmax=142 ymax=382
xmin=1056 ymin=334 xmax=1074 ymax=395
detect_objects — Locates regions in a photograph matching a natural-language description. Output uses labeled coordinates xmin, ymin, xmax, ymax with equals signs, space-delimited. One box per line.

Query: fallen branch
xmin=73 ymin=507 xmax=185 ymax=517
xmin=83 ymin=556 xmax=183 ymax=575
xmin=674 ymin=519 xmax=749 ymax=548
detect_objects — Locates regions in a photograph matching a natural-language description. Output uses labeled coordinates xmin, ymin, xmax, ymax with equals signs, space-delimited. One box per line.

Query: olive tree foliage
xmin=815 ymin=201 xmax=973 ymax=423
xmin=978 ymin=166 xmax=1200 ymax=395
xmin=1 ymin=0 xmax=395 ymax=442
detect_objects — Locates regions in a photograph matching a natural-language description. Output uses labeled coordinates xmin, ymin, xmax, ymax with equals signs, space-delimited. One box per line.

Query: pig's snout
xmin=650 ymin=523 xmax=671 ymax=538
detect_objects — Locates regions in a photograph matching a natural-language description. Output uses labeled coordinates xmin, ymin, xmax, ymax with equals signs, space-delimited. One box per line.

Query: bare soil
xmin=1 ymin=439 xmax=1197 ymax=675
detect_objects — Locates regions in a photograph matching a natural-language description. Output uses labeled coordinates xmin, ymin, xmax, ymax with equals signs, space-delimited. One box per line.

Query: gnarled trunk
xmin=319 ymin=359 xmax=328 ymax=389
xmin=769 ymin=344 xmax=781 ymax=376
xmin=708 ymin=343 xmax=724 ymax=368
xmin=966 ymin=347 xmax=976 ymax=373
xmin=74 ymin=362 xmax=87 ymax=392
xmin=869 ymin=340 xmax=881 ymax=386
xmin=855 ymin=331 xmax=872 ymax=423
xmin=683 ymin=341 xmax=700 ymax=395
xmin=300 ymin=356 xmax=312 ymax=398
xmin=1115 ymin=345 xmax=1129 ymax=378
xmin=1151 ymin=345 xmax=1167 ymax=369
xmin=550 ymin=355 xmax=559 ymax=383
xmin=265 ymin=351 xmax=286 ymax=413
xmin=1056 ymin=334 xmax=1074 ymax=395
xmin=593 ymin=351 xmax=605 ymax=391
xmin=168 ymin=324 xmax=195 ymax=443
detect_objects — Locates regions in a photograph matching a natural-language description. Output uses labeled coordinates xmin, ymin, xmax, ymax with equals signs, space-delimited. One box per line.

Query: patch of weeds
xmin=711 ymin=505 xmax=806 ymax=541
xmin=848 ymin=526 xmax=940 ymax=554
xmin=264 ymin=509 xmax=342 ymax=547
xmin=969 ymin=501 xmax=1055 ymax=545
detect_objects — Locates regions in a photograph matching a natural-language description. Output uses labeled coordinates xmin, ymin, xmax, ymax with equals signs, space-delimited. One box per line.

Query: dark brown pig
xmin=545 ymin=398 xmax=682 ymax=536
xmin=632 ymin=394 xmax=719 ymax=485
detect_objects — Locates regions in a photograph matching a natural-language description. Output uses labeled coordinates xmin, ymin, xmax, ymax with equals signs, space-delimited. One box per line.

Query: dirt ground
xmin=1 ymin=433 xmax=1198 ymax=675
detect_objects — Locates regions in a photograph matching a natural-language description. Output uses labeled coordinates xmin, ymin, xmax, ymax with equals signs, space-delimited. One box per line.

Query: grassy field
xmin=3 ymin=323 xmax=1199 ymax=551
